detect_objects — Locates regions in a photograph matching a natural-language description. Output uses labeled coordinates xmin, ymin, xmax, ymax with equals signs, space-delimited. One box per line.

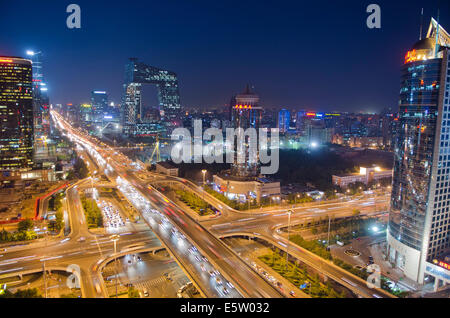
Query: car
xmin=143 ymin=289 xmax=149 ymax=297
xmin=289 ymin=291 xmax=296 ymax=297
xmin=208 ymin=270 xmax=216 ymax=277
xmin=222 ymin=287 xmax=229 ymax=295
xmin=215 ymin=277 xmax=222 ymax=285
xmin=200 ymin=264 xmax=206 ymax=271
xmin=226 ymin=282 xmax=234 ymax=289
xmin=77 ymin=237 xmax=86 ymax=243
xmin=386 ymin=281 xmax=396 ymax=289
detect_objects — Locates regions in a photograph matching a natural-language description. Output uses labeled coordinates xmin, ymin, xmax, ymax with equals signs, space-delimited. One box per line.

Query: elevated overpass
xmin=51 ymin=110 xmax=284 ymax=298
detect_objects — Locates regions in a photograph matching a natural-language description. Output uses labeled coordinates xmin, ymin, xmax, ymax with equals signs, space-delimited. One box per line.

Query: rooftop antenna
xmin=419 ymin=8 xmax=424 ymax=40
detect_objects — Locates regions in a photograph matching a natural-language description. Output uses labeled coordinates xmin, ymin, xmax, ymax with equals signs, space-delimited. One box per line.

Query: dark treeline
xmin=274 ymin=149 xmax=354 ymax=189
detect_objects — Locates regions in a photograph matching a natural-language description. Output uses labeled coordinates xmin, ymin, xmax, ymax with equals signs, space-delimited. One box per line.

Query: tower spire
xmin=419 ymin=8 xmax=424 ymax=40
xmin=244 ymin=83 xmax=251 ymax=94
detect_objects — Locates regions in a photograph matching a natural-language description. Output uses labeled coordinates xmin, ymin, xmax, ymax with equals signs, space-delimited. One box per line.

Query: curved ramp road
xmin=51 ymin=110 xmax=284 ymax=298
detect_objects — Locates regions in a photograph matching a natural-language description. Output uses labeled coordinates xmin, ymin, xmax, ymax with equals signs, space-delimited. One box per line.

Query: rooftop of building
xmin=156 ymin=161 xmax=178 ymax=169
xmin=215 ymin=171 xmax=279 ymax=184
xmin=0 ymin=56 xmax=32 ymax=64
xmin=333 ymin=165 xmax=392 ymax=177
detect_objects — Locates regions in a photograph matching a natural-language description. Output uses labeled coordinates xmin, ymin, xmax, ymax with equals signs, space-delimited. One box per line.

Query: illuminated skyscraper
xmin=0 ymin=56 xmax=34 ymax=171
xmin=278 ymin=109 xmax=290 ymax=133
xmin=79 ymin=103 xmax=92 ymax=125
xmin=26 ymin=50 xmax=50 ymax=139
xmin=387 ymin=18 xmax=450 ymax=287
xmin=91 ymin=90 xmax=108 ymax=124
xmin=122 ymin=58 xmax=181 ymax=135
xmin=229 ymin=85 xmax=262 ymax=177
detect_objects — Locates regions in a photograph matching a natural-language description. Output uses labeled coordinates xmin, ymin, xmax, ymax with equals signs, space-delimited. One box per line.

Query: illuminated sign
xmin=306 ymin=112 xmax=316 ymax=117
xmin=404 ymin=49 xmax=419 ymax=64
xmin=93 ymin=91 xmax=106 ymax=94
xmin=234 ymin=104 xmax=252 ymax=109
xmin=0 ymin=58 xmax=13 ymax=63
xmin=404 ymin=49 xmax=431 ymax=64
xmin=81 ymin=103 xmax=91 ymax=108
xmin=439 ymin=261 xmax=450 ymax=270
xmin=433 ymin=259 xmax=450 ymax=270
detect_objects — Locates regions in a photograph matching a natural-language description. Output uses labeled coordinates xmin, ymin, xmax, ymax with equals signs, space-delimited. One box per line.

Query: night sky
xmin=1 ymin=0 xmax=449 ymax=112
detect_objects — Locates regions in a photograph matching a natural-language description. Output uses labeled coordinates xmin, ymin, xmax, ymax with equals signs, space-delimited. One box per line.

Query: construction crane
xmin=148 ymin=134 xmax=172 ymax=163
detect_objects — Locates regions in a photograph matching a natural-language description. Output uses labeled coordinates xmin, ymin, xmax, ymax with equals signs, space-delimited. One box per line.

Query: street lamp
xmin=327 ymin=214 xmax=331 ymax=249
xmin=286 ymin=209 xmax=293 ymax=269
xmin=201 ymin=169 xmax=207 ymax=212
xmin=110 ymin=234 xmax=120 ymax=298
xmin=201 ymin=169 xmax=207 ymax=187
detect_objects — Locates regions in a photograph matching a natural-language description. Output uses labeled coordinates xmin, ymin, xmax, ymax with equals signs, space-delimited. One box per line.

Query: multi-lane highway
xmin=0 ymin=109 xmax=394 ymax=299
xmin=0 ymin=174 xmax=161 ymax=298
xmin=51 ymin=110 xmax=284 ymax=298
xmin=147 ymin=174 xmax=394 ymax=298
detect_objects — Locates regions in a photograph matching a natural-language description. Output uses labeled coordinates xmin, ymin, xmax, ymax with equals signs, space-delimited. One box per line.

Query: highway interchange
xmin=0 ymin=110 xmax=394 ymax=298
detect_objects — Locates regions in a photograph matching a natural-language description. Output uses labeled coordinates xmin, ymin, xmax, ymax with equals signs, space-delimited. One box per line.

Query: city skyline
xmin=1 ymin=0 xmax=449 ymax=112
xmin=1 ymin=0 xmax=450 ymax=302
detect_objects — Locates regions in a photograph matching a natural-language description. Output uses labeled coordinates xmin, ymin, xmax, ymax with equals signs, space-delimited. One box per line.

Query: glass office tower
xmin=229 ymin=85 xmax=262 ymax=177
xmin=278 ymin=109 xmax=290 ymax=133
xmin=0 ymin=57 xmax=34 ymax=171
xmin=387 ymin=19 xmax=450 ymax=283
xmin=91 ymin=90 xmax=108 ymax=124
xmin=122 ymin=58 xmax=181 ymax=135
xmin=27 ymin=50 xmax=50 ymax=140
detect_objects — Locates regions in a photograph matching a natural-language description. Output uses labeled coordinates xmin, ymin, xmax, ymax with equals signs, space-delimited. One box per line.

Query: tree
xmin=324 ymin=190 xmax=337 ymax=200
xmin=128 ymin=286 xmax=140 ymax=298
xmin=48 ymin=210 xmax=64 ymax=233
xmin=60 ymin=292 xmax=78 ymax=298
xmin=0 ymin=228 xmax=11 ymax=242
xmin=81 ymin=197 xmax=103 ymax=228
xmin=18 ymin=219 xmax=33 ymax=232
xmin=66 ymin=169 xmax=76 ymax=180
xmin=55 ymin=210 xmax=64 ymax=230
xmin=72 ymin=156 xmax=89 ymax=179
xmin=0 ymin=288 xmax=42 ymax=298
